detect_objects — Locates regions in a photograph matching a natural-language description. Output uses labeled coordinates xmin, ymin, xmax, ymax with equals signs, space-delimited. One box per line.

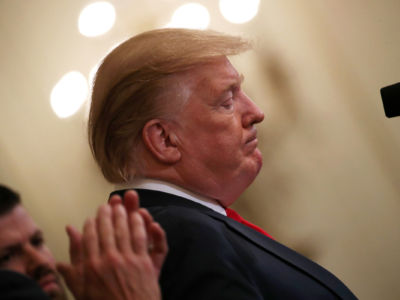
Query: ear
xmin=142 ymin=119 xmax=181 ymax=164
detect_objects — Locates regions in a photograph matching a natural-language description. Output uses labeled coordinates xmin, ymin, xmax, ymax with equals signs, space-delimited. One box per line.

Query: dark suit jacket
xmin=112 ymin=189 xmax=357 ymax=300
xmin=0 ymin=270 xmax=50 ymax=300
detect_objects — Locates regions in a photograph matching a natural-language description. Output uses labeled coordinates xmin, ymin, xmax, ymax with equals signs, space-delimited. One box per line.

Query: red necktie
xmin=225 ymin=208 xmax=273 ymax=239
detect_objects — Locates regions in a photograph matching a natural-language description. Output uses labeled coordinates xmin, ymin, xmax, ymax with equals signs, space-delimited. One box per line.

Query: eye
xmin=31 ymin=234 xmax=44 ymax=248
xmin=220 ymin=89 xmax=235 ymax=110
xmin=221 ymin=98 xmax=233 ymax=110
xmin=0 ymin=252 xmax=13 ymax=266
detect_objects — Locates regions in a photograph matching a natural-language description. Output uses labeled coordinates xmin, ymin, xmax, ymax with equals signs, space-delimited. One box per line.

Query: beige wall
xmin=1 ymin=1 xmax=399 ymax=299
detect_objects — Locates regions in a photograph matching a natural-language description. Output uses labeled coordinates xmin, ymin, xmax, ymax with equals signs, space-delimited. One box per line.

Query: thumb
xmin=57 ymin=263 xmax=83 ymax=300
xmin=56 ymin=263 xmax=74 ymax=286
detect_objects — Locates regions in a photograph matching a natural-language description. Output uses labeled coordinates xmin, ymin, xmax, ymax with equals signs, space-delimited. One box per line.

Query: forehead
xmin=0 ymin=205 xmax=38 ymax=248
xmin=189 ymin=56 xmax=241 ymax=95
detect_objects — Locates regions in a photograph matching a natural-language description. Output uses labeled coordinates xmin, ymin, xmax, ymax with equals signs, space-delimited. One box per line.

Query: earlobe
xmin=142 ymin=119 xmax=181 ymax=164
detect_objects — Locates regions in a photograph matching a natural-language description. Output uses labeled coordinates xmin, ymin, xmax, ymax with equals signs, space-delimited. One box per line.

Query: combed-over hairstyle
xmin=0 ymin=185 xmax=21 ymax=216
xmin=89 ymin=28 xmax=252 ymax=183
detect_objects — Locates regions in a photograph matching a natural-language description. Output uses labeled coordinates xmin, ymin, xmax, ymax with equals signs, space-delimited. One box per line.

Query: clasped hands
xmin=57 ymin=190 xmax=167 ymax=300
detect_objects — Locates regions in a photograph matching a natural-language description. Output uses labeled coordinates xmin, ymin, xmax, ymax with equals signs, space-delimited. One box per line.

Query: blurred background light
xmin=78 ymin=1 xmax=116 ymax=37
xmin=50 ymin=71 xmax=88 ymax=118
xmin=219 ymin=0 xmax=260 ymax=24
xmin=167 ymin=2 xmax=210 ymax=29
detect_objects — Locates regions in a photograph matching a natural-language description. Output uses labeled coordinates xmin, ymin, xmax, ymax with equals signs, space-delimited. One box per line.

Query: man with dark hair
xmin=0 ymin=184 xmax=21 ymax=213
xmin=89 ymin=28 xmax=357 ymax=299
xmin=0 ymin=185 xmax=168 ymax=300
xmin=0 ymin=269 xmax=50 ymax=300
xmin=0 ymin=185 xmax=66 ymax=300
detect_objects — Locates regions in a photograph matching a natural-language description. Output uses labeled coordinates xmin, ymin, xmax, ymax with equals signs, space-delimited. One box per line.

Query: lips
xmin=243 ymin=130 xmax=259 ymax=155
xmin=245 ymin=128 xmax=258 ymax=144
xmin=38 ymin=273 xmax=59 ymax=291
xmin=246 ymin=135 xmax=257 ymax=144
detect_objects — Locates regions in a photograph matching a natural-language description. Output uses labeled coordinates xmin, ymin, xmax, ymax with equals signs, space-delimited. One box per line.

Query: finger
xmin=150 ymin=223 xmax=168 ymax=256
xmin=56 ymin=263 xmax=73 ymax=286
xmin=138 ymin=208 xmax=154 ymax=249
xmin=149 ymin=222 xmax=168 ymax=275
xmin=138 ymin=208 xmax=154 ymax=223
xmin=129 ymin=211 xmax=147 ymax=254
xmin=113 ymin=204 xmax=132 ymax=254
xmin=83 ymin=217 xmax=100 ymax=259
xmin=66 ymin=225 xmax=83 ymax=265
xmin=97 ymin=204 xmax=116 ymax=252
xmin=56 ymin=263 xmax=83 ymax=300
xmin=108 ymin=194 xmax=123 ymax=206
xmin=122 ymin=190 xmax=140 ymax=213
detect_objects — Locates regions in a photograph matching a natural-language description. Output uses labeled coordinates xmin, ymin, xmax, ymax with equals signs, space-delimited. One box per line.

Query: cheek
xmin=1 ymin=259 xmax=28 ymax=275
xmin=42 ymin=247 xmax=57 ymax=266
xmin=217 ymin=124 xmax=243 ymax=150
xmin=208 ymin=133 xmax=244 ymax=165
xmin=215 ymin=135 xmax=241 ymax=154
xmin=182 ymin=115 xmax=243 ymax=158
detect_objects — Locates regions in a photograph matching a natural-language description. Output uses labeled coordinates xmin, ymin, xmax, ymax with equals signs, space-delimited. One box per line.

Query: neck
xmin=117 ymin=177 xmax=227 ymax=215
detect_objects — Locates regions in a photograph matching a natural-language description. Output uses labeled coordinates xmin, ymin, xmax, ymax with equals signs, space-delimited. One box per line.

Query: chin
xmin=250 ymin=149 xmax=263 ymax=175
xmin=229 ymin=166 xmax=262 ymax=203
xmin=46 ymin=286 xmax=66 ymax=300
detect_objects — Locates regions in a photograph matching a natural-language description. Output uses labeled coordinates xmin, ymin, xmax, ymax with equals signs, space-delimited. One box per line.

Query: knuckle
xmin=141 ymin=258 xmax=155 ymax=272
xmin=86 ymin=257 xmax=101 ymax=273
xmin=125 ymin=255 xmax=138 ymax=267
xmin=105 ymin=250 xmax=123 ymax=265
xmin=134 ymin=233 xmax=147 ymax=246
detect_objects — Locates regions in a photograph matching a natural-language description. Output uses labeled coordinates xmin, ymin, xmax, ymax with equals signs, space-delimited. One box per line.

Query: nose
xmin=241 ymin=93 xmax=265 ymax=128
xmin=24 ymin=245 xmax=53 ymax=277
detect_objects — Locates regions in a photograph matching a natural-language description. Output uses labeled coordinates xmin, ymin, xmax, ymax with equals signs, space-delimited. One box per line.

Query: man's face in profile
xmin=173 ymin=56 xmax=264 ymax=205
xmin=0 ymin=205 xmax=66 ymax=300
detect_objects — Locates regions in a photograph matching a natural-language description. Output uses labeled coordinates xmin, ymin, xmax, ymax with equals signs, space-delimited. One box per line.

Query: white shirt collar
xmin=116 ymin=178 xmax=226 ymax=216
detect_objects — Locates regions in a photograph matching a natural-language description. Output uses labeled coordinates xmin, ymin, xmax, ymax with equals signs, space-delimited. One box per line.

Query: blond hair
xmin=88 ymin=28 xmax=252 ymax=183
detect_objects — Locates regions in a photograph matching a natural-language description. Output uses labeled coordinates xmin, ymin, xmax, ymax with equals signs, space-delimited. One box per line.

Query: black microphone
xmin=380 ymin=82 xmax=400 ymax=118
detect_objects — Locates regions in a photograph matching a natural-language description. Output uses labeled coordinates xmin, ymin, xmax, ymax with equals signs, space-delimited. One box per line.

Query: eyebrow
xmin=219 ymin=73 xmax=245 ymax=96
xmin=0 ymin=243 xmax=21 ymax=254
xmin=229 ymin=73 xmax=244 ymax=88
xmin=32 ymin=229 xmax=42 ymax=236
xmin=0 ymin=229 xmax=42 ymax=252
xmin=30 ymin=229 xmax=43 ymax=241
xmin=195 ymin=72 xmax=245 ymax=104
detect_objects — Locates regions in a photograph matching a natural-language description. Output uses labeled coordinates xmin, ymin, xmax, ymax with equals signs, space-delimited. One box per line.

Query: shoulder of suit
xmin=150 ymin=205 xmax=248 ymax=274
xmin=149 ymin=204 xmax=220 ymax=225
xmin=148 ymin=204 xmax=230 ymax=244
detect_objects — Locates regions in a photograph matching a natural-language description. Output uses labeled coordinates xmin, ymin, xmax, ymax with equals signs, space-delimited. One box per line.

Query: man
xmin=0 ymin=269 xmax=50 ymax=300
xmin=88 ymin=28 xmax=358 ymax=299
xmin=0 ymin=185 xmax=67 ymax=300
xmin=0 ymin=185 xmax=167 ymax=300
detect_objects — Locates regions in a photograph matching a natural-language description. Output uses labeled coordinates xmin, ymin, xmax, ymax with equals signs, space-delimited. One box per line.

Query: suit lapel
xmin=205 ymin=210 xmax=348 ymax=296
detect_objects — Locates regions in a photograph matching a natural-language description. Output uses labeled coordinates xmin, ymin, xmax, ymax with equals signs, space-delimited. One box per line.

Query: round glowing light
xmin=167 ymin=3 xmax=210 ymax=30
xmin=219 ymin=0 xmax=260 ymax=24
xmin=78 ymin=2 xmax=116 ymax=37
xmin=50 ymin=71 xmax=88 ymax=118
